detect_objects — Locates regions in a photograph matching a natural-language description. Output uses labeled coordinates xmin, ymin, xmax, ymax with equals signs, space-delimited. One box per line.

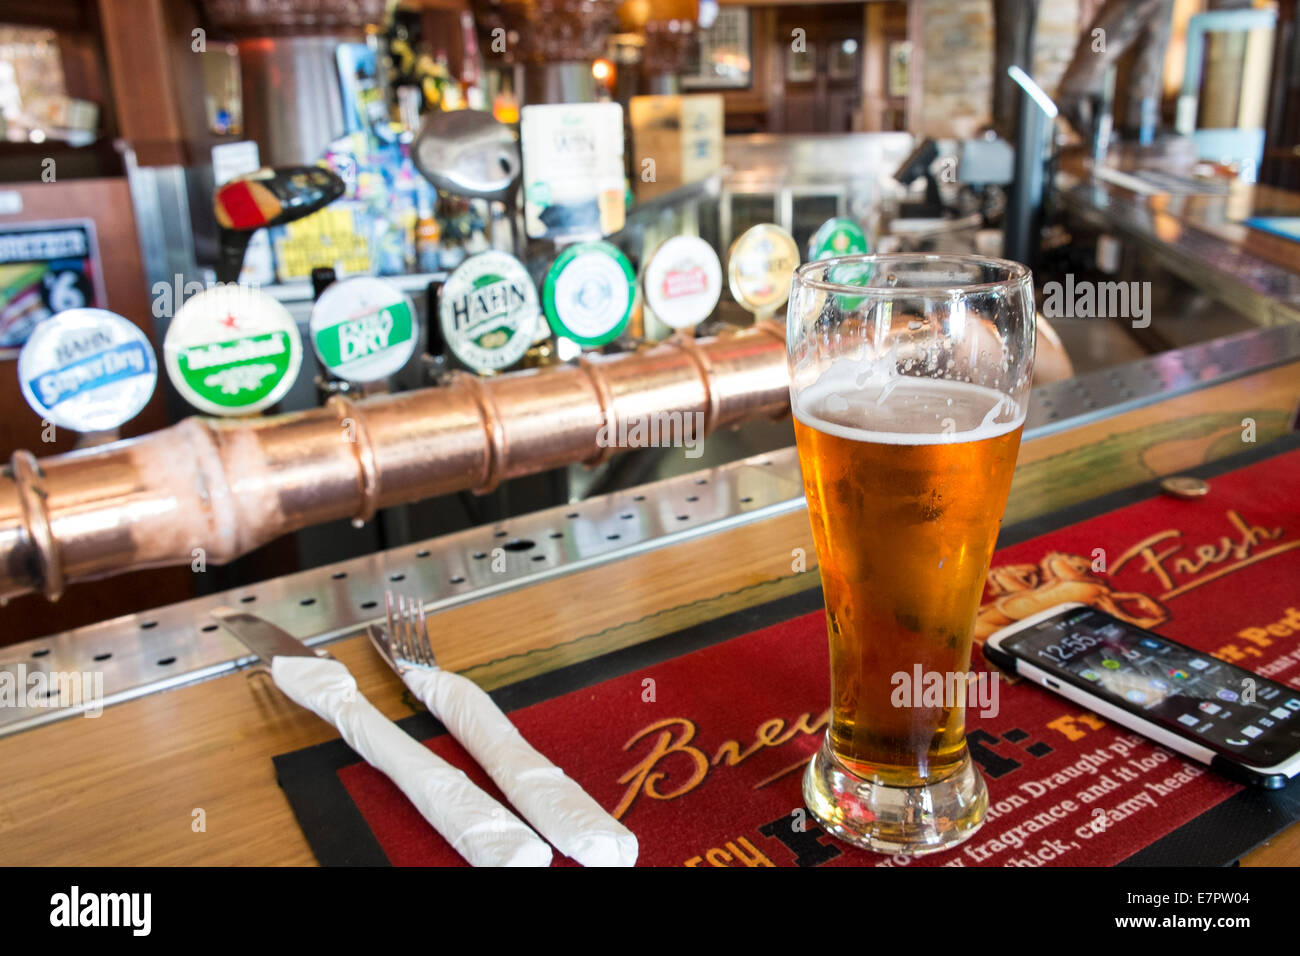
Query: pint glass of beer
xmin=788 ymin=254 xmax=1034 ymax=855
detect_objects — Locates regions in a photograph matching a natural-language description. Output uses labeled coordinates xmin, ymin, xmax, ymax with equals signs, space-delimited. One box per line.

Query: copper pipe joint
xmin=0 ymin=326 xmax=791 ymax=601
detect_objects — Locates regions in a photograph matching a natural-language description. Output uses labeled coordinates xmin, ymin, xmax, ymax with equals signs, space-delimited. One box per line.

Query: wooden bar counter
xmin=1 ymin=354 xmax=1298 ymax=866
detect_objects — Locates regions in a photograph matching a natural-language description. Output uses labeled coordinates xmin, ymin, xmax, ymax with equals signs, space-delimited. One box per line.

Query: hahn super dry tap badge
xmin=18 ymin=308 xmax=156 ymax=432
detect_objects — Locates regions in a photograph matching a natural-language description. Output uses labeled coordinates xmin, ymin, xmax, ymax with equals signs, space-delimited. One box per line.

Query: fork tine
xmin=403 ymin=598 xmax=423 ymax=665
xmin=381 ymin=590 xmax=438 ymax=668
xmin=415 ymin=599 xmax=433 ymax=666
xmin=393 ymin=592 xmax=408 ymax=660
xmin=399 ymin=594 xmax=413 ymax=661
xmin=384 ymin=592 xmax=398 ymax=651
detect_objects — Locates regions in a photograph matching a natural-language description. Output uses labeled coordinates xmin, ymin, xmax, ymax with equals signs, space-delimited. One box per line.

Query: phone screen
xmin=999 ymin=606 xmax=1300 ymax=767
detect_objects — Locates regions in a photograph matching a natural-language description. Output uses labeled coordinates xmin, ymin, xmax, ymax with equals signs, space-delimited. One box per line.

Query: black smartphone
xmin=984 ymin=603 xmax=1300 ymax=789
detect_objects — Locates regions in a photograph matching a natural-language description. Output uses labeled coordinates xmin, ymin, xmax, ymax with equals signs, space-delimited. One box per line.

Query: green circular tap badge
xmin=18 ymin=308 xmax=157 ymax=432
xmin=642 ymin=235 xmax=722 ymax=330
xmin=310 ymin=277 xmax=417 ymax=382
xmin=542 ymin=242 xmax=634 ymax=347
xmin=727 ymin=224 xmax=800 ymax=316
xmin=439 ymin=251 xmax=540 ymax=372
xmin=164 ymin=284 xmax=303 ymax=415
xmin=808 ymin=217 xmax=869 ymax=261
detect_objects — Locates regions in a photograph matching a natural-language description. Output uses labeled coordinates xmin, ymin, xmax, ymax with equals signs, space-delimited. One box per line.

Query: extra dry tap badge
xmin=727 ymin=223 xmax=799 ymax=319
xmin=808 ymin=217 xmax=868 ymax=261
xmin=439 ymin=251 xmax=540 ymax=372
xmin=542 ymin=242 xmax=635 ymax=347
xmin=642 ymin=235 xmax=722 ymax=330
xmin=165 ymin=284 xmax=303 ymax=415
xmin=18 ymin=308 xmax=157 ymax=432
xmin=310 ymin=277 xmax=417 ymax=382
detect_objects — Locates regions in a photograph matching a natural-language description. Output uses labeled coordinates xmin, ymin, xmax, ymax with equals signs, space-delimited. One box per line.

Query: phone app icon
xmin=1261 ymin=686 xmax=1280 ymax=700
xmin=1139 ymin=638 xmax=1161 ymax=651
xmin=1242 ymin=726 xmax=1263 ymax=738
xmin=1217 ymin=689 xmax=1239 ymax=702
xmin=1168 ymin=668 xmax=1190 ymax=680
xmin=1125 ymin=689 xmax=1148 ymax=704
xmin=1259 ymin=718 xmax=1275 ymax=728
xmin=1272 ymin=707 xmax=1291 ymax=720
xmin=1225 ymin=738 xmax=1249 ymax=747
xmin=1123 ymin=650 xmax=1142 ymax=662
xmin=1200 ymin=702 xmax=1221 ymax=714
xmin=1080 ymin=670 xmax=1100 ymax=682
xmin=1286 ymin=699 xmax=1300 ymax=711
xmin=1177 ymin=713 xmax=1198 ymax=727
xmin=1149 ymin=678 xmax=1171 ymax=692
xmin=1197 ymin=722 xmax=1214 ymax=734
xmin=1102 ymin=659 xmax=1122 ymax=670
xmin=1189 ymin=658 xmax=1210 ymax=671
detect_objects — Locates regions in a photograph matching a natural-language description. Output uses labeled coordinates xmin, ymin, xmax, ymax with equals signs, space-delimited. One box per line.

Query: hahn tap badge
xmin=727 ymin=224 xmax=799 ymax=317
xmin=439 ymin=251 xmax=540 ymax=372
xmin=310 ymin=277 xmax=417 ymax=382
xmin=164 ymin=284 xmax=303 ymax=415
xmin=642 ymin=235 xmax=722 ymax=330
xmin=543 ymin=241 xmax=634 ymax=347
xmin=18 ymin=308 xmax=156 ymax=432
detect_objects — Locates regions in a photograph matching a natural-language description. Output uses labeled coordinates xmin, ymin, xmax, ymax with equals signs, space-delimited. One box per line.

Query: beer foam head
xmin=793 ymin=363 xmax=1024 ymax=445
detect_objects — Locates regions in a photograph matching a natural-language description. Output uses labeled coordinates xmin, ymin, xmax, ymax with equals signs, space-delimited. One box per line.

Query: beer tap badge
xmin=439 ymin=251 xmax=540 ymax=372
xmin=542 ymin=241 xmax=635 ymax=347
xmin=310 ymin=277 xmax=417 ymax=382
xmin=727 ymin=224 xmax=800 ymax=316
xmin=808 ymin=217 xmax=869 ymax=261
xmin=642 ymin=235 xmax=722 ymax=330
xmin=164 ymin=284 xmax=303 ymax=415
xmin=18 ymin=308 xmax=157 ymax=432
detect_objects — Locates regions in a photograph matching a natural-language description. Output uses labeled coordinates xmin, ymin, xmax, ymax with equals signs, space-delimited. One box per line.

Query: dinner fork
xmin=370 ymin=590 xmax=638 ymax=867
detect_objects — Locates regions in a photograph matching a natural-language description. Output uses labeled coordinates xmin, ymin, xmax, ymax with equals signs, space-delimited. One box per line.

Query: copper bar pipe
xmin=0 ymin=324 xmax=789 ymax=602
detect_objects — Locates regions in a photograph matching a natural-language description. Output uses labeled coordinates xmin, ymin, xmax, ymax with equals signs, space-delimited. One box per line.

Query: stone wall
xmin=919 ymin=0 xmax=1082 ymax=138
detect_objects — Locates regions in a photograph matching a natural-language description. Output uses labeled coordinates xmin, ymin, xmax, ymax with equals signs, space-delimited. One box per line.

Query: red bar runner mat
xmin=273 ymin=439 xmax=1300 ymax=866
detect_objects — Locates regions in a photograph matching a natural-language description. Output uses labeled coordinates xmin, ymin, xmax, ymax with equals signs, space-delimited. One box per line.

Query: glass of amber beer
xmin=788 ymin=254 xmax=1034 ymax=855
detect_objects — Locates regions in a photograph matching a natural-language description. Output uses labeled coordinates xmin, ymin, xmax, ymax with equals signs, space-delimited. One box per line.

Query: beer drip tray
xmin=1023 ymin=322 xmax=1300 ymax=435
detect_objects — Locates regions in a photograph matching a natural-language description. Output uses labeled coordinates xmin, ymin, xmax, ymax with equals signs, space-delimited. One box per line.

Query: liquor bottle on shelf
xmin=422 ymin=277 xmax=449 ymax=386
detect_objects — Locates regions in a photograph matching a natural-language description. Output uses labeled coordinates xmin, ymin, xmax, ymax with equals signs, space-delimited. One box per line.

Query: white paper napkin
xmin=272 ymin=656 xmax=552 ymax=867
xmin=403 ymin=666 xmax=639 ymax=867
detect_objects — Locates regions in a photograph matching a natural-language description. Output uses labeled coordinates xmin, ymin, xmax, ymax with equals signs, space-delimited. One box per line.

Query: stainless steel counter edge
xmin=2 ymin=320 xmax=1298 ymax=736
xmin=1058 ymin=176 xmax=1300 ymax=326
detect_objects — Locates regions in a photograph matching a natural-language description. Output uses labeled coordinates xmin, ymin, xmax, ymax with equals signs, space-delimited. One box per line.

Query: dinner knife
xmin=212 ymin=608 xmax=552 ymax=867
